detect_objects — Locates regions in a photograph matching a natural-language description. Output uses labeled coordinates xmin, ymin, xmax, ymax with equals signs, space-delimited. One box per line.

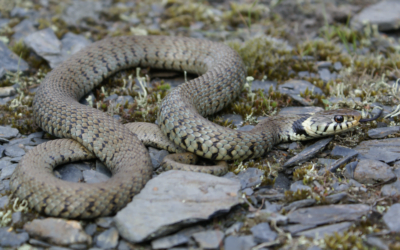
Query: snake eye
xmin=334 ymin=115 xmax=344 ymax=123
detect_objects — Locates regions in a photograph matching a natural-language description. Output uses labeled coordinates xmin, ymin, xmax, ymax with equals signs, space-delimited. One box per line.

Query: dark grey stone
xmin=10 ymin=7 xmax=37 ymax=18
xmin=224 ymin=235 xmax=256 ymax=250
xmin=29 ymin=238 xmax=52 ymax=247
xmin=327 ymin=151 xmax=358 ymax=173
xmin=318 ymin=68 xmax=332 ymax=82
xmin=12 ymin=19 xmax=37 ymax=42
xmin=12 ymin=212 xmax=22 ymax=226
xmin=192 ymin=230 xmax=224 ymax=249
xmin=0 ymin=126 xmax=19 ymax=140
xmin=316 ymin=61 xmax=332 ymax=69
xmin=151 ymin=233 xmax=188 ymax=249
xmin=224 ymin=168 xmax=263 ymax=189
xmin=0 ymin=227 xmax=29 ymax=247
xmin=343 ymin=161 xmax=358 ymax=179
xmin=351 ymin=0 xmax=400 ymax=31
xmin=273 ymin=173 xmax=291 ymax=191
xmin=283 ymin=199 xmax=316 ymax=211
xmin=0 ymin=164 xmax=17 ymax=180
xmin=251 ymin=80 xmax=277 ymax=93
xmin=82 ymin=170 xmax=110 ymax=183
xmin=381 ymin=180 xmax=400 ymax=196
xmin=283 ymin=137 xmax=333 ymax=168
xmin=115 ymin=95 xmax=134 ymax=106
xmin=95 ymin=160 xmax=112 ymax=177
xmin=23 ymin=218 xmax=91 ymax=245
xmin=225 ymin=222 xmax=243 ymax=235
xmin=334 ymin=62 xmax=342 ymax=71
xmin=84 ymin=223 xmax=97 ymax=236
xmin=383 ymin=203 xmax=400 ymax=232
xmin=250 ymin=223 xmax=277 ymax=243
xmin=296 ymin=222 xmax=353 ymax=239
xmin=0 ymin=19 xmax=9 ymax=29
xmin=56 ymin=164 xmax=84 ymax=183
xmin=237 ymin=125 xmax=254 ymax=132
xmin=353 ymin=159 xmax=396 ymax=184
xmin=331 ymin=146 xmax=358 ymax=157
xmin=325 ymin=192 xmax=347 ymax=204
xmin=290 ymin=181 xmax=311 ymax=192
xmin=278 ymin=106 xmax=323 ymax=116
xmin=0 ymin=42 xmax=29 ymax=72
xmin=149 ymin=147 xmax=169 ymax=169
xmin=114 ymin=171 xmax=241 ymax=243
xmin=95 ymin=227 xmax=119 ymax=249
xmin=278 ymin=80 xmax=323 ymax=104
xmin=368 ymin=126 xmax=400 ymax=139
xmin=365 ymin=236 xmax=389 ymax=250
xmin=0 ymin=195 xmax=9 ymax=208
xmin=220 ymin=114 xmax=243 ymax=127
xmin=62 ymin=0 xmax=106 ymax=26
xmin=283 ymin=224 xmax=316 ymax=234
xmin=95 ymin=217 xmax=114 ymax=228
xmin=355 ymin=138 xmax=400 ymax=163
xmin=24 ymin=28 xmax=62 ymax=69
xmin=104 ymin=94 xmax=119 ymax=102
xmin=288 ymin=204 xmax=370 ymax=225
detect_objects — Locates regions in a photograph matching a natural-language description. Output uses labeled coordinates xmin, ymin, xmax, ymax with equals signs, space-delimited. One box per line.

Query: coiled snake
xmin=10 ymin=36 xmax=362 ymax=218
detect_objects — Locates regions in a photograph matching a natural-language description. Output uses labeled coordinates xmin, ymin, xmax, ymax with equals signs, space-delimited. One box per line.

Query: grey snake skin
xmin=10 ymin=36 xmax=362 ymax=218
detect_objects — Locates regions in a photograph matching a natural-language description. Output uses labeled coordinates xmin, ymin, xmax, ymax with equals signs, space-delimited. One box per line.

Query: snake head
xmin=298 ymin=108 xmax=362 ymax=139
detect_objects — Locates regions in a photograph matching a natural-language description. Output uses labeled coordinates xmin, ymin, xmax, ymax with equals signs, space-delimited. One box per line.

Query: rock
xmin=95 ymin=161 xmax=112 ymax=177
xmin=290 ymin=181 xmax=311 ymax=192
xmin=114 ymin=170 xmax=241 ymax=242
xmin=383 ymin=203 xmax=400 ymax=232
xmin=0 ymin=227 xmax=29 ymax=247
xmin=327 ymin=151 xmax=358 ymax=173
xmin=343 ymin=162 xmax=358 ymax=179
xmin=12 ymin=19 xmax=37 ymax=42
xmin=82 ymin=170 xmax=110 ymax=183
xmin=250 ymin=80 xmax=277 ymax=93
xmin=148 ymin=147 xmax=169 ymax=169
xmin=351 ymin=0 xmax=400 ymax=31
xmin=273 ymin=173 xmax=291 ymax=190
xmin=62 ymin=0 xmax=106 ymax=26
xmin=331 ymin=146 xmax=358 ymax=157
xmin=334 ymin=62 xmax=342 ymax=71
xmin=0 ymin=195 xmax=9 ymax=208
xmin=283 ymin=199 xmax=316 ymax=211
xmin=10 ymin=7 xmax=37 ymax=18
xmin=288 ymin=204 xmax=370 ymax=225
xmin=29 ymin=238 xmax=52 ymax=248
xmin=12 ymin=211 xmax=22 ymax=226
xmin=250 ymin=223 xmax=277 ymax=243
xmin=24 ymin=28 xmax=62 ymax=69
xmin=151 ymin=234 xmax=188 ymax=249
xmin=368 ymin=126 xmax=400 ymax=139
xmin=224 ymin=235 xmax=256 ymax=250
xmin=237 ymin=125 xmax=254 ymax=132
xmin=192 ymin=230 xmax=224 ymax=249
xmin=84 ymin=224 xmax=97 ymax=236
xmin=0 ymin=19 xmax=9 ymax=29
xmin=23 ymin=218 xmax=91 ymax=245
xmin=94 ymin=227 xmax=119 ymax=249
xmin=353 ymin=159 xmax=396 ymax=184
xmin=0 ymin=164 xmax=17 ymax=180
xmin=318 ymin=68 xmax=333 ymax=82
xmin=0 ymin=126 xmax=19 ymax=140
xmin=278 ymin=106 xmax=324 ymax=116
xmin=296 ymin=222 xmax=353 ymax=239
xmin=0 ymin=42 xmax=29 ymax=72
xmin=225 ymin=222 xmax=243 ymax=235
xmin=4 ymin=144 xmax=26 ymax=158
xmin=115 ymin=96 xmax=134 ymax=105
xmin=223 ymin=167 xmax=263 ymax=189
xmin=278 ymin=80 xmax=323 ymax=106
xmin=365 ymin=236 xmax=389 ymax=250
xmin=56 ymin=164 xmax=83 ymax=183
xmin=220 ymin=114 xmax=243 ymax=127
xmin=355 ymin=138 xmax=400 ymax=164
xmin=0 ymin=86 xmax=16 ymax=97
xmin=0 ymin=159 xmax=13 ymax=170
xmin=283 ymin=224 xmax=317 ymax=234
xmin=283 ymin=137 xmax=333 ymax=168
xmin=325 ymin=193 xmax=347 ymax=204
xmin=95 ymin=217 xmax=114 ymax=228
xmin=381 ymin=180 xmax=400 ymax=196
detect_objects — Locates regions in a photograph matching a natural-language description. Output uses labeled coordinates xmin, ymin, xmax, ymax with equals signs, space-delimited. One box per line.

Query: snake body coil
xmin=10 ymin=36 xmax=361 ymax=218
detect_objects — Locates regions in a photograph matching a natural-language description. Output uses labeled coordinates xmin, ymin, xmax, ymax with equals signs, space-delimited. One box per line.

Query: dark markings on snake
xmin=211 ymin=153 xmax=219 ymax=160
xmin=292 ymin=115 xmax=310 ymax=137
xmin=323 ymin=124 xmax=329 ymax=132
xmin=226 ymin=147 xmax=235 ymax=157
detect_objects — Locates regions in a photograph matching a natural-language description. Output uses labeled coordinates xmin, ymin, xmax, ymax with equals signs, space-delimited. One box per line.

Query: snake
xmin=10 ymin=36 xmax=364 ymax=219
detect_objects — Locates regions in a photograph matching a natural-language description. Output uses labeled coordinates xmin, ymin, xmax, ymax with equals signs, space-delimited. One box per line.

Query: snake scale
xmin=10 ymin=36 xmax=362 ymax=218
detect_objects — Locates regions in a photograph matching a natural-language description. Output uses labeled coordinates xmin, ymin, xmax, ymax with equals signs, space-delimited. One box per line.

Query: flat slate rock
xmin=354 ymin=138 xmax=400 ymax=163
xmin=351 ymin=0 xmax=400 ymax=31
xmin=0 ymin=126 xmax=19 ymax=140
xmin=283 ymin=137 xmax=333 ymax=168
xmin=368 ymin=126 xmax=400 ymax=139
xmin=250 ymin=222 xmax=277 ymax=243
xmin=23 ymin=218 xmax=91 ymax=246
xmin=353 ymin=159 xmax=396 ymax=184
xmin=0 ymin=227 xmax=29 ymax=247
xmin=224 ymin=235 xmax=256 ymax=250
xmin=114 ymin=170 xmax=241 ymax=243
xmin=192 ymin=230 xmax=224 ymax=249
xmin=296 ymin=222 xmax=353 ymax=239
xmin=0 ymin=42 xmax=29 ymax=72
xmin=287 ymin=204 xmax=370 ymax=225
xmin=223 ymin=167 xmax=263 ymax=189
xmin=383 ymin=203 xmax=400 ymax=232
